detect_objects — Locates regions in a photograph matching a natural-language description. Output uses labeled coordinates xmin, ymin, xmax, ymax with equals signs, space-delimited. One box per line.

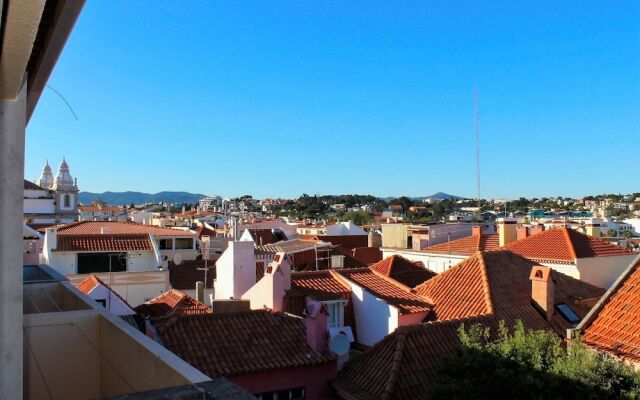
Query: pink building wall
xmin=228 ymin=363 xmax=337 ymax=400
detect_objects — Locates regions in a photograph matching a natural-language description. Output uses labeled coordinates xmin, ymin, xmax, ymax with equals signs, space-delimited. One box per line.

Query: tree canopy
xmin=425 ymin=321 xmax=640 ymax=399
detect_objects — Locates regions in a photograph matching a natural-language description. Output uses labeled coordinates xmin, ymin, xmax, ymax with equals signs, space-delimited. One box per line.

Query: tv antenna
xmin=473 ymin=90 xmax=481 ymax=212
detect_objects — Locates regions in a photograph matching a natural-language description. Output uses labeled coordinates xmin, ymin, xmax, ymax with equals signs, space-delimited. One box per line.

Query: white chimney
xmin=242 ymin=252 xmax=291 ymax=311
xmin=214 ymin=241 xmax=257 ymax=300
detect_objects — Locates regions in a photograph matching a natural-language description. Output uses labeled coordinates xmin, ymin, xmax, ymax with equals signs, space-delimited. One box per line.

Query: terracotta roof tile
xmin=156 ymin=310 xmax=335 ymax=378
xmin=506 ymin=227 xmax=634 ymax=263
xmin=423 ymin=234 xmax=500 ymax=256
xmin=353 ymin=247 xmax=383 ymax=265
xmin=581 ymin=255 xmax=640 ymax=362
xmin=287 ymin=270 xmax=351 ymax=301
xmin=57 ymin=220 xmax=195 ymax=236
xmin=54 ymin=234 xmax=153 ymax=252
xmin=369 ymin=255 xmax=436 ymax=288
xmin=135 ymin=289 xmax=211 ymax=319
xmin=337 ymin=268 xmax=432 ymax=315
xmin=337 ymin=250 xmax=606 ymax=400
xmin=76 ymin=274 xmax=133 ymax=310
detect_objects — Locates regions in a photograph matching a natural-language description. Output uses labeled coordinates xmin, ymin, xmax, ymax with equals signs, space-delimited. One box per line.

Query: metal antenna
xmin=473 ymin=90 xmax=481 ymax=211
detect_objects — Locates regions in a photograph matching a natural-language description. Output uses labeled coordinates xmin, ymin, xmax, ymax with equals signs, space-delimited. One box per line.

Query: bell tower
xmin=52 ymin=157 xmax=79 ymax=220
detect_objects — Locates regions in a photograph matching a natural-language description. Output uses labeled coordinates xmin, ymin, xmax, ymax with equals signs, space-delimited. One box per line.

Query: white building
xmin=24 ymin=159 xmax=79 ymax=225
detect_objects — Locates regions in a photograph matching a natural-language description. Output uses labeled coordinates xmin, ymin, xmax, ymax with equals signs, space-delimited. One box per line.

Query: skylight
xmin=555 ymin=303 xmax=580 ymax=324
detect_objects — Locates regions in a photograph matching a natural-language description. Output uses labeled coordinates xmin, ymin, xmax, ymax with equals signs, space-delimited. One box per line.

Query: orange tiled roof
xmin=506 ymin=227 xmax=634 ymax=263
xmin=287 ymin=270 xmax=351 ymax=301
xmin=135 ymin=289 xmax=211 ymax=319
xmin=581 ymin=255 xmax=640 ymax=362
xmin=54 ymin=234 xmax=153 ymax=252
xmin=76 ymin=274 xmax=133 ymax=310
xmin=423 ymin=234 xmax=500 ymax=256
xmin=369 ymin=255 xmax=436 ymax=288
xmin=56 ymin=220 xmax=195 ymax=236
xmin=155 ymin=310 xmax=335 ymax=378
xmin=337 ymin=268 xmax=432 ymax=315
xmin=336 ymin=251 xmax=606 ymax=399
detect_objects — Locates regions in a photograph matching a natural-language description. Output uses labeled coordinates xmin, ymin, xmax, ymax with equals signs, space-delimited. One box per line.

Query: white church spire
xmin=52 ymin=157 xmax=77 ymax=191
xmin=37 ymin=160 xmax=54 ymax=189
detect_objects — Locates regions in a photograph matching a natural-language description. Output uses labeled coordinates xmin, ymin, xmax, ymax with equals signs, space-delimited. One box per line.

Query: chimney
xmin=304 ymin=299 xmax=328 ymax=353
xmin=214 ymin=240 xmax=257 ymax=300
xmin=497 ymin=218 xmax=517 ymax=246
xmin=241 ymin=252 xmax=291 ymax=311
xmin=196 ymin=280 xmax=204 ymax=303
xmin=529 ymin=266 xmax=555 ymax=321
xmin=531 ymin=225 xmax=545 ymax=236
xmin=585 ymin=219 xmax=601 ymax=238
xmin=472 ymin=225 xmax=483 ymax=236
xmin=516 ymin=226 xmax=529 ymax=241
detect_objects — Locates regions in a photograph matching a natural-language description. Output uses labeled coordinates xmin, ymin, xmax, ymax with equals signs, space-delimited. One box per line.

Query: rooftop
xmin=336 ymin=268 xmax=432 ymax=315
xmin=580 ymin=255 xmax=640 ymax=362
xmin=56 ymin=221 xmax=195 ymax=237
xmin=169 ymin=260 xmax=215 ymax=290
xmin=54 ymin=234 xmax=153 ymax=252
xmin=336 ymin=250 xmax=606 ymax=399
xmin=422 ymin=233 xmax=500 ymax=256
xmin=369 ymin=255 xmax=436 ymax=288
xmin=506 ymin=227 xmax=634 ymax=263
xmin=135 ymin=289 xmax=211 ymax=319
xmin=155 ymin=310 xmax=335 ymax=378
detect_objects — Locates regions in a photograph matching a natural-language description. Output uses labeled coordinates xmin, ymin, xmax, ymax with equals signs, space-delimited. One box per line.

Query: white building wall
xmin=44 ymin=252 xmax=77 ymax=275
xmin=214 ymin=241 xmax=257 ymax=300
xmin=23 ymin=198 xmax=55 ymax=214
xmin=382 ymin=248 xmax=468 ymax=274
xmin=126 ymin=251 xmax=160 ymax=272
xmin=85 ymin=285 xmax=135 ymax=316
xmin=343 ymin=281 xmax=399 ymax=347
xmin=575 ymin=255 xmax=637 ymax=289
xmin=538 ymin=262 xmax=580 ymax=281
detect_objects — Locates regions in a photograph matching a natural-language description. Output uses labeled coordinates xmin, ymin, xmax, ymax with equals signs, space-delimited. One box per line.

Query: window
xmin=95 ymin=299 xmax=106 ymax=308
xmin=256 ymin=387 xmax=304 ymax=400
xmin=556 ymin=303 xmax=580 ymax=323
xmin=158 ymin=239 xmax=172 ymax=250
xmin=64 ymin=194 xmax=71 ymax=208
xmin=175 ymin=238 xmax=193 ymax=249
xmin=325 ymin=301 xmax=343 ymax=328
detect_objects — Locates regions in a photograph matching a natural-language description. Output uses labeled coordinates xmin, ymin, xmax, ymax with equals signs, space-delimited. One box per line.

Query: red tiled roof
xmin=423 ymin=234 xmax=500 ymax=255
xmin=337 ymin=268 xmax=432 ymax=315
xmin=57 ymin=220 xmax=195 ymax=236
xmin=194 ymin=225 xmax=218 ymax=239
xmin=336 ymin=250 xmax=606 ymax=400
xmin=335 ymin=315 xmax=496 ymax=400
xmin=581 ymin=255 xmax=640 ymax=362
xmin=414 ymin=250 xmax=604 ymax=329
xmin=369 ymin=255 xmax=436 ymax=288
xmin=55 ymin=234 xmax=153 ymax=252
xmin=287 ymin=270 xmax=351 ymax=301
xmin=506 ymin=227 xmax=634 ymax=263
xmin=169 ymin=260 xmax=215 ymax=290
xmin=135 ymin=289 xmax=211 ymax=319
xmin=155 ymin=310 xmax=335 ymax=378
xmin=76 ymin=274 xmax=133 ymax=310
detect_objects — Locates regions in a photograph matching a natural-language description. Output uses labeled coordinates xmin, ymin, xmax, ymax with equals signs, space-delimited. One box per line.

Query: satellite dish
xmin=173 ymin=253 xmax=183 ymax=265
xmin=329 ymin=333 xmax=350 ymax=356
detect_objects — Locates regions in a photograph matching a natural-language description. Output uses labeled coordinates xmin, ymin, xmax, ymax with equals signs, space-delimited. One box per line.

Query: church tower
xmin=37 ymin=160 xmax=54 ymax=189
xmin=52 ymin=157 xmax=79 ymax=218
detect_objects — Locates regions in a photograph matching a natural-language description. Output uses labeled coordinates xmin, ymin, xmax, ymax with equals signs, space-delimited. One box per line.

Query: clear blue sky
xmin=26 ymin=1 xmax=640 ymax=199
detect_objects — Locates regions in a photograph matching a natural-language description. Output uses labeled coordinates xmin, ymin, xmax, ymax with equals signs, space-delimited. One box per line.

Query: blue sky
xmin=26 ymin=1 xmax=639 ymax=199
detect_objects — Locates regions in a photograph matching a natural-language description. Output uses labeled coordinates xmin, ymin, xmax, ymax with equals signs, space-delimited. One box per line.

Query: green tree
xmin=608 ymin=229 xmax=618 ymax=237
xmin=623 ymin=230 xmax=633 ymax=239
xmin=426 ymin=321 xmax=640 ymax=399
xmin=339 ymin=211 xmax=373 ymax=226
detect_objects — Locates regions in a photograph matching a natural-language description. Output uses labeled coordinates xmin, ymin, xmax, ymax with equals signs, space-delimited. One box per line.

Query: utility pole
xmin=474 ymin=90 xmax=481 ymax=213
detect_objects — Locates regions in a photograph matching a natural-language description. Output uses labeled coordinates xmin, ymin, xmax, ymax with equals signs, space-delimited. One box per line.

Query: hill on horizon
xmin=79 ymin=191 xmax=206 ymax=206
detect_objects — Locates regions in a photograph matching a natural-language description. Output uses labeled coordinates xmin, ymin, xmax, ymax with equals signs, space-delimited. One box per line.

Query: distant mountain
xmin=424 ymin=192 xmax=465 ymax=201
xmin=381 ymin=192 xmax=465 ymax=202
xmin=79 ymin=191 xmax=206 ymax=206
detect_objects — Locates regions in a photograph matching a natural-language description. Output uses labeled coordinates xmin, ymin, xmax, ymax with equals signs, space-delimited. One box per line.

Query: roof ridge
xmin=561 ymin=227 xmax=578 ymax=260
xmin=381 ymin=327 xmax=407 ymax=400
xmin=369 ymin=267 xmax=419 ymax=294
xmin=476 ymin=251 xmax=495 ymax=314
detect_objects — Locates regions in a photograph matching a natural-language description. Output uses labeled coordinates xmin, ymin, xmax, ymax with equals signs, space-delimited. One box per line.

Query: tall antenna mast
xmin=473 ymin=90 xmax=481 ymax=212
